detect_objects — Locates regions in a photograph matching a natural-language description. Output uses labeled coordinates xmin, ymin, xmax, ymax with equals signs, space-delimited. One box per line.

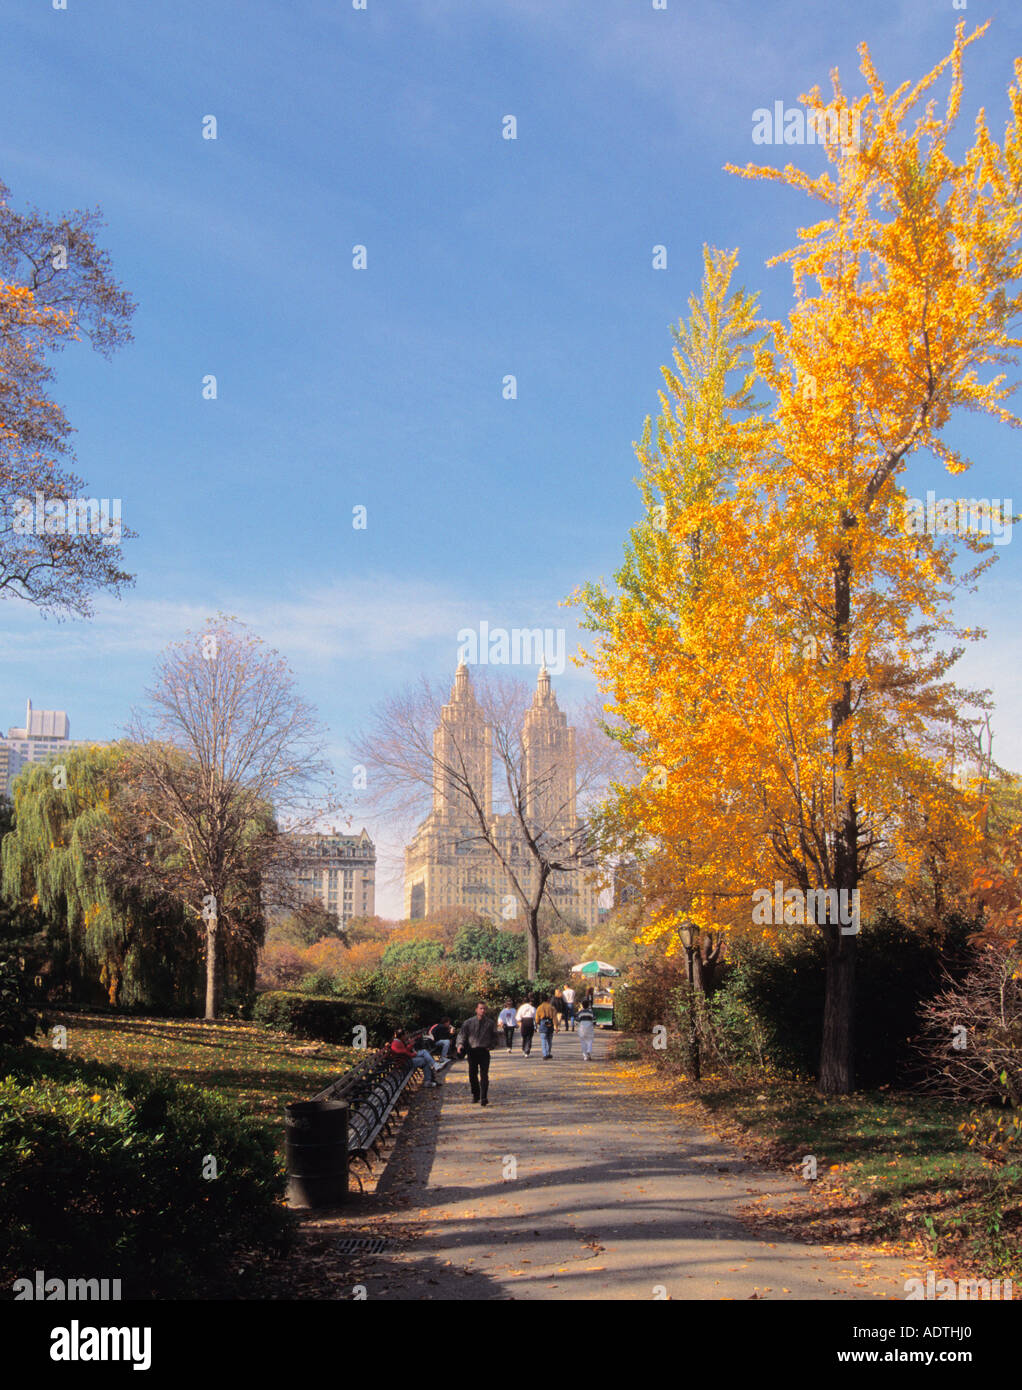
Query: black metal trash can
xmin=285 ymin=1099 xmax=349 ymax=1208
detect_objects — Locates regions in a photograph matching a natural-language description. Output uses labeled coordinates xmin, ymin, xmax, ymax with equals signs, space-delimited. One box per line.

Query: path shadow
xmin=367 ymin=1077 xmax=447 ymax=1203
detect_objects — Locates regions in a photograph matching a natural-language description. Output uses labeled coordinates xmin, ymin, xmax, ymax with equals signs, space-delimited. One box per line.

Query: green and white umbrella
xmin=570 ymin=960 xmax=620 ymax=976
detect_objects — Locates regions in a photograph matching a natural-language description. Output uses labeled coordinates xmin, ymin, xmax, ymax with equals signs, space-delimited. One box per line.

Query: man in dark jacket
xmin=456 ymin=1002 xmax=499 ymax=1106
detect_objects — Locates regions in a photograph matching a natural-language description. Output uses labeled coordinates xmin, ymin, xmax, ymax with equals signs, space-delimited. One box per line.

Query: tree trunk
xmin=526 ymin=906 xmax=540 ymax=980
xmin=819 ymin=538 xmax=858 ymax=1095
xmin=204 ymin=918 xmax=219 ymax=1020
xmin=693 ymin=935 xmax=722 ymax=996
xmin=819 ymin=925 xmax=855 ymax=1094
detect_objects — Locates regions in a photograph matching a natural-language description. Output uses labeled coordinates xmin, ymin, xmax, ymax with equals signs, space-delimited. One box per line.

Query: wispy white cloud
xmin=0 ymin=571 xmax=601 ymax=686
xmin=0 ymin=577 xmax=462 ymax=664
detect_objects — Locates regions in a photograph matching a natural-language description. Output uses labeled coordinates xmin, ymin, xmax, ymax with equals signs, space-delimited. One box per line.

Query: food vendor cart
xmin=571 ymin=959 xmax=620 ymax=1028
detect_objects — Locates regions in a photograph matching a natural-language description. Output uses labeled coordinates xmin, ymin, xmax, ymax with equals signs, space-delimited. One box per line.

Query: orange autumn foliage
xmin=575 ymin=25 xmax=1022 ymax=1089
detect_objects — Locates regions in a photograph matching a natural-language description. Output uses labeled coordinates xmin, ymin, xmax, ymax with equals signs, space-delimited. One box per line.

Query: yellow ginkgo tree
xmin=577 ymin=22 xmax=1022 ymax=1094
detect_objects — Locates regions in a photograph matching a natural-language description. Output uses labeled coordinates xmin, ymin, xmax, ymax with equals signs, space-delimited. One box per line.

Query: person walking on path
xmin=456 ymin=1002 xmax=499 ymax=1105
xmin=498 ymin=999 xmax=517 ymax=1053
xmin=562 ymin=983 xmax=576 ymax=1031
xmin=575 ymin=999 xmax=596 ymax=1061
xmin=535 ymin=995 xmax=557 ymax=1059
xmin=390 ymin=1029 xmax=441 ymax=1086
xmin=516 ymin=995 xmax=537 ymax=1056
xmin=553 ymin=988 xmax=567 ymax=1032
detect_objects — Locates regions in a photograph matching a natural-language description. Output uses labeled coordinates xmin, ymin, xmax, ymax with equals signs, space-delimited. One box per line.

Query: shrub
xmin=269 ymin=901 xmax=342 ymax=948
xmin=255 ymin=964 xmax=563 ymax=1047
xmin=615 ymin=954 xmax=687 ymax=1033
xmin=710 ymin=913 xmax=976 ymax=1085
xmin=915 ymin=943 xmax=1021 ymax=1109
xmin=491 ymin=967 xmax=557 ymax=1004
xmin=342 ymin=939 xmax=386 ymax=971
xmin=375 ymin=986 xmax=460 ymax=1030
xmin=959 ymin=1109 xmax=1022 ymax=1169
xmin=0 ymin=952 xmax=41 ymax=1045
xmin=297 ymin=968 xmax=343 ymax=997
xmin=253 ymin=990 xmax=396 ymax=1044
xmin=381 ymin=939 xmax=445 ymax=968
xmin=302 ymin=938 xmax=350 ymax=976
xmin=256 ymin=940 xmax=307 ymax=991
xmin=448 ymin=925 xmax=525 ymax=969
xmin=702 ymin=973 xmax=768 ymax=1071
xmin=328 ymin=961 xmax=500 ymax=1022
xmin=0 ymin=1047 xmax=289 ymax=1298
xmin=0 ymin=899 xmax=47 ymax=1043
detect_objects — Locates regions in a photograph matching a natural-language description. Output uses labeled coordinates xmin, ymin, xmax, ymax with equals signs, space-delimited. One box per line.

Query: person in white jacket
xmin=498 ymin=1000 xmax=517 ymax=1053
xmin=562 ymin=983 xmax=577 ymax=1031
xmin=515 ymin=996 xmax=537 ymax=1056
xmin=575 ymin=1000 xmax=596 ymax=1061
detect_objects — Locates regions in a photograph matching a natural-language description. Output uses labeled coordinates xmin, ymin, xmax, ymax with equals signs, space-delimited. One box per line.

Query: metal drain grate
xmin=335 ymin=1237 xmax=388 ymax=1255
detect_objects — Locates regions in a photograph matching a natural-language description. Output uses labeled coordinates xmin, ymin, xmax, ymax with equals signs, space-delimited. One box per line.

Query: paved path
xmin=321 ymin=1030 xmax=930 ymax=1300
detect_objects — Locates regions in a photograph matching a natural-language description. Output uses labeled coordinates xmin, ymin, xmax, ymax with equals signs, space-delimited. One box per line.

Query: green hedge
xmin=254 ymin=984 xmax=532 ymax=1042
xmin=710 ymin=913 xmax=977 ymax=1085
xmin=0 ymin=1047 xmax=289 ymax=1298
xmin=255 ymin=977 xmax=568 ymax=1047
xmin=253 ymin=991 xmax=397 ymax=1044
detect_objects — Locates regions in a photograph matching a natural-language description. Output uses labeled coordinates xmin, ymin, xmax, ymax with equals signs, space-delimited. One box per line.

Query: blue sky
xmin=2 ymin=0 xmax=1021 ymax=912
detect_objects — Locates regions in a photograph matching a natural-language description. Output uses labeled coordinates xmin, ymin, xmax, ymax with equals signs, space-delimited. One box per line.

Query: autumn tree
xmin=970 ymin=802 xmax=1022 ymax=952
xmin=270 ymin=899 xmax=346 ymax=948
xmin=576 ymin=244 xmax=770 ymax=983
xmin=121 ymin=616 xmax=338 ymax=1019
xmin=344 ymin=914 xmax=393 ymax=942
xmin=0 ymin=181 xmax=135 ymax=615
xmin=578 ymin=25 xmax=1022 ymax=1093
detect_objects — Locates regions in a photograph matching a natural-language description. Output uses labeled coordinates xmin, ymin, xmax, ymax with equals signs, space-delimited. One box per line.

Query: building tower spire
xmin=452 ymin=661 xmax=472 ymax=702
xmin=432 ymin=663 xmax=492 ymax=821
xmin=523 ymin=666 xmax=576 ymax=828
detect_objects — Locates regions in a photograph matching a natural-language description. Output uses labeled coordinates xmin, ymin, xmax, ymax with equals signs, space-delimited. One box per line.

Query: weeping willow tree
xmin=0 ymin=743 xmax=264 ymax=1011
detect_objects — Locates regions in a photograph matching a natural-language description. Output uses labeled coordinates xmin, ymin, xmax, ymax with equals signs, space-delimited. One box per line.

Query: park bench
xmin=309 ymin=1033 xmax=450 ymax=1190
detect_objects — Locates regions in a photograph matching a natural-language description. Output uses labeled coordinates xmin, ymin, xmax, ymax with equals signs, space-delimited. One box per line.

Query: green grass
xmin=25 ymin=1009 xmax=361 ymax=1164
xmin=702 ymin=1078 xmax=976 ymax=1191
xmin=703 ymin=1075 xmax=1021 ymax=1272
xmin=635 ymin=1036 xmax=1022 ymax=1276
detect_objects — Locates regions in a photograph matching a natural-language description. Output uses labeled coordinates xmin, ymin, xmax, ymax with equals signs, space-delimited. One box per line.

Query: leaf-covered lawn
xmin=28 ymin=1010 xmax=360 ymax=1163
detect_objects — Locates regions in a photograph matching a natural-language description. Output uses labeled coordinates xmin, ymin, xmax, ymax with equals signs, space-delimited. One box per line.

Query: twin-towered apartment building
xmin=402 ymin=663 xmax=602 ymax=929
xmin=281 ymin=666 xmax=600 ymax=930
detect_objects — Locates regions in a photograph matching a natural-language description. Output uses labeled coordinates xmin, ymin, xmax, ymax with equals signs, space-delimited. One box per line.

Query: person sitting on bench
xmin=427 ymin=1018 xmax=455 ymax=1061
xmin=389 ymin=1029 xmax=440 ymax=1087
